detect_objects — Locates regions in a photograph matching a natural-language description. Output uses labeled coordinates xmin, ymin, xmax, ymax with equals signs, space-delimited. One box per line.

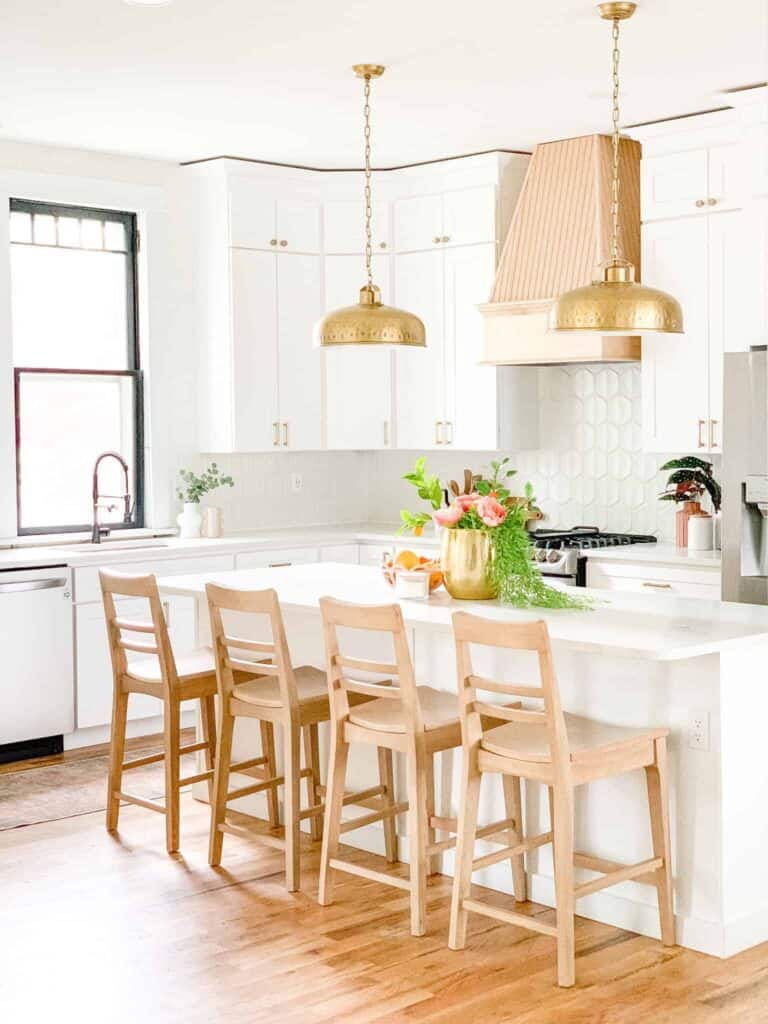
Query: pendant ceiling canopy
xmin=550 ymin=2 xmax=683 ymax=336
xmin=314 ymin=65 xmax=426 ymax=349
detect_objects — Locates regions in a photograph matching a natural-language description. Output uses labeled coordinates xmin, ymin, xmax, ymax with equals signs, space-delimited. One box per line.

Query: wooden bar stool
xmin=448 ymin=612 xmax=675 ymax=988
xmin=318 ymin=597 xmax=526 ymax=937
xmin=100 ymin=570 xmax=218 ymax=855
xmin=206 ymin=583 xmax=398 ymax=893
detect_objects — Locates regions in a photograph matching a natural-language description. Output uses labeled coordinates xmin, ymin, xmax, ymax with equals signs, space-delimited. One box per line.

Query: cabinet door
xmin=394 ymin=250 xmax=445 ymax=449
xmin=324 ymin=254 xmax=393 ymax=449
xmin=641 ymin=150 xmax=709 ymax=221
xmin=276 ymin=198 xmax=321 ymax=253
xmin=229 ymin=180 xmax=276 ymax=249
xmin=442 ymin=186 xmax=497 ymax=247
xmin=235 ymin=548 xmax=319 ymax=569
xmin=443 ymin=243 xmax=499 ymax=449
xmin=231 ymin=249 xmax=280 ymax=450
xmin=276 ymin=253 xmax=324 ymax=449
xmin=708 ymin=210 xmax=748 ymax=451
xmin=323 ymin=199 xmax=390 ymax=253
xmin=707 ymin=144 xmax=745 ymax=213
xmin=393 ymin=193 xmax=443 ymax=253
xmin=641 ymin=218 xmax=710 ymax=453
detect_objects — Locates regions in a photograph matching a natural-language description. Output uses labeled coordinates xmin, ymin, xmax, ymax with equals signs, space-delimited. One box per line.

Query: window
xmin=11 ymin=199 xmax=144 ymax=534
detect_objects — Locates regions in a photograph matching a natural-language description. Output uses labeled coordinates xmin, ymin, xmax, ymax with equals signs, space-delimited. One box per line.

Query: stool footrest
xmin=227 ymin=768 xmax=312 ymax=803
xmin=328 ymin=857 xmax=411 ymax=892
xmin=218 ymin=820 xmax=287 ymax=852
xmin=178 ymin=769 xmax=213 ymax=788
xmin=472 ymin=830 xmax=551 ymax=873
xmin=339 ymin=801 xmax=408 ymax=834
xmin=299 ymin=802 xmax=324 ymax=821
xmin=116 ymin=791 xmax=166 ymax=815
xmin=231 ymin=756 xmax=268 ymax=774
xmin=461 ymin=899 xmax=557 ymax=936
xmin=121 ymin=750 xmax=165 ymax=771
xmin=573 ymin=856 xmax=662 ymax=899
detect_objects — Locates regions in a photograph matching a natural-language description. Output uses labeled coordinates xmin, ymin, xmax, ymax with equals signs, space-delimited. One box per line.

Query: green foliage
xmin=176 ymin=462 xmax=234 ymax=504
xmin=402 ymin=456 xmax=443 ymax=510
xmin=658 ymin=456 xmax=721 ymax=512
xmin=397 ymin=509 xmax=433 ymax=536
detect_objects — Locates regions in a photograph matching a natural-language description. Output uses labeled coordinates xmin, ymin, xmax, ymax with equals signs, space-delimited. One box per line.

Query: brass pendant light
xmin=314 ymin=65 xmax=426 ymax=348
xmin=550 ymin=2 xmax=683 ymax=335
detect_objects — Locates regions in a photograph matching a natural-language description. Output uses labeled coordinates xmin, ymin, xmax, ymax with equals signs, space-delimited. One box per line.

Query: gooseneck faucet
xmin=91 ymin=451 xmax=132 ymax=543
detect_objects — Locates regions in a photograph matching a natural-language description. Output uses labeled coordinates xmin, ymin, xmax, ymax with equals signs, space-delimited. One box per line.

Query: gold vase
xmin=441 ymin=529 xmax=497 ymax=600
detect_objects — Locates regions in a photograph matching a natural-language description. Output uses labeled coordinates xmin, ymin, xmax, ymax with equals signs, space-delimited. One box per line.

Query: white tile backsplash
xmin=198 ymin=365 xmax=720 ymax=544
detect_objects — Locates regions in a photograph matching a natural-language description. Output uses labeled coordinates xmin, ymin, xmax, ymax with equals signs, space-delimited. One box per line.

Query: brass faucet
xmin=91 ymin=452 xmax=132 ymax=543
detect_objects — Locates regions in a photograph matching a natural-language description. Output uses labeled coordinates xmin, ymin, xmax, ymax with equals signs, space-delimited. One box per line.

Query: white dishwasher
xmin=0 ymin=565 xmax=74 ymax=761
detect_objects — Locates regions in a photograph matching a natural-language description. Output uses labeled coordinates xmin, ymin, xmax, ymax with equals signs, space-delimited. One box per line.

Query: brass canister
xmin=441 ymin=529 xmax=497 ymax=600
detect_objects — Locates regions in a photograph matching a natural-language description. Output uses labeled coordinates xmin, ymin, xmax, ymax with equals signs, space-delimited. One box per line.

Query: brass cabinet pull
xmin=383 ymin=420 xmax=390 ymax=446
xmin=269 ymin=238 xmax=278 ymax=246
xmin=268 ymin=561 xmax=291 ymax=568
xmin=435 ymin=421 xmax=443 ymax=445
xmin=695 ymin=199 xmax=706 ymax=208
xmin=279 ymin=239 xmax=288 ymax=247
xmin=707 ymin=197 xmax=718 ymax=206
xmin=379 ymin=241 xmax=387 ymax=249
xmin=281 ymin=422 xmax=288 ymax=447
xmin=710 ymin=419 xmax=719 ymax=448
xmin=642 ymin=581 xmax=672 ymax=590
xmin=432 ymin=236 xmax=441 ymax=244
xmin=441 ymin=235 xmax=450 ymax=243
xmin=446 ymin=420 xmax=454 ymax=444
xmin=272 ymin=422 xmax=280 ymax=446
xmin=697 ymin=419 xmax=706 ymax=448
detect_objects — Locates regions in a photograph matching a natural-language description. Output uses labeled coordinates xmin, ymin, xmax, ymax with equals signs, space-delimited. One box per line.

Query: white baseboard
xmin=63 ymin=710 xmax=197 ymax=751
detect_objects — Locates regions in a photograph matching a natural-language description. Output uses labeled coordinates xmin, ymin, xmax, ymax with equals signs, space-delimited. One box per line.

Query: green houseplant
xmin=176 ymin=462 xmax=234 ymax=539
xmin=658 ymin=456 xmax=721 ymax=548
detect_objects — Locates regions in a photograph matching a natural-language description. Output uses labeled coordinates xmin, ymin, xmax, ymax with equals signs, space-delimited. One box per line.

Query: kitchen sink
xmin=62 ymin=539 xmax=174 ymax=551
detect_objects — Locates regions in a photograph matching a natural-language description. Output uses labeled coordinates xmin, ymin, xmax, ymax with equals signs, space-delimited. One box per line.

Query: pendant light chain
xmin=363 ymin=73 xmax=373 ymax=289
xmin=610 ymin=15 xmax=621 ymax=264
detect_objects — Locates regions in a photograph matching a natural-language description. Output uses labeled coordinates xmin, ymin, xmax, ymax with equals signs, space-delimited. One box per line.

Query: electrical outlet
xmin=290 ymin=472 xmax=303 ymax=494
xmin=688 ymin=710 xmax=710 ymax=751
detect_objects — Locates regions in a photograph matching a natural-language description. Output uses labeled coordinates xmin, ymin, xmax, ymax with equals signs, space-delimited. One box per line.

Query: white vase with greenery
xmin=175 ymin=463 xmax=234 ymax=539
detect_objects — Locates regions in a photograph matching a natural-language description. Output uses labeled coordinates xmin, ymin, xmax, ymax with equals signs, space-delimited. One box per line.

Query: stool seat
xmin=348 ymin=685 xmax=459 ymax=734
xmin=127 ymin=646 xmax=215 ymax=684
xmin=233 ymin=665 xmax=328 ymax=708
xmin=482 ymin=713 xmax=669 ymax=764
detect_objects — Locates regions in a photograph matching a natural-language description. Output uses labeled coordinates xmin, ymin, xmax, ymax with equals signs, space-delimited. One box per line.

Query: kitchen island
xmin=158 ymin=562 xmax=768 ymax=959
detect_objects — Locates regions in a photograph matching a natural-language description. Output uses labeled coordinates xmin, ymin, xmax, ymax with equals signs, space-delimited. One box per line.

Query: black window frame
xmin=11 ymin=198 xmax=144 ymax=535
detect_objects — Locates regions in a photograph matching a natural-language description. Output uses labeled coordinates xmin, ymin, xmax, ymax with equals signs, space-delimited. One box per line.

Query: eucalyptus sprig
xmin=176 ymin=462 xmax=234 ymax=504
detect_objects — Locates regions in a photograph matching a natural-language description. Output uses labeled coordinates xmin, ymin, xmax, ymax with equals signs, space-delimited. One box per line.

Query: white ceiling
xmin=1 ymin=0 xmax=765 ymax=167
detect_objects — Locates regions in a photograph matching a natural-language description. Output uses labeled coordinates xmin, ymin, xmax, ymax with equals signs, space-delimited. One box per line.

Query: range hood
xmin=480 ymin=133 xmax=642 ymax=365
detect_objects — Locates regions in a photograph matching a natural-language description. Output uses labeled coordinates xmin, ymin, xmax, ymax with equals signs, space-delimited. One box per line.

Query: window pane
xmin=17 ymin=372 xmax=137 ymax=530
xmin=11 ymin=245 xmax=130 ymax=368
xmin=33 ymin=214 xmax=56 ymax=245
xmin=80 ymin=218 xmax=103 ymax=249
xmin=9 ymin=211 xmax=31 ymax=243
xmin=57 ymin=216 xmax=81 ymax=247
xmin=104 ymin=221 xmax=126 ymax=252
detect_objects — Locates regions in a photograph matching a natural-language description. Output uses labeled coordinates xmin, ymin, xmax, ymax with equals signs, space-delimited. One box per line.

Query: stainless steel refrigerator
xmin=722 ymin=347 xmax=768 ymax=603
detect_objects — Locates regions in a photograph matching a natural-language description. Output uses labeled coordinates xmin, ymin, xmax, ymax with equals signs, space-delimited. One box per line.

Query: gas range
xmin=529 ymin=527 xmax=657 ymax=586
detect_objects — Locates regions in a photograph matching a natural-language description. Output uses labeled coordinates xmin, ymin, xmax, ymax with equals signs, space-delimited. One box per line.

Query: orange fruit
xmin=395 ymin=550 xmax=419 ymax=570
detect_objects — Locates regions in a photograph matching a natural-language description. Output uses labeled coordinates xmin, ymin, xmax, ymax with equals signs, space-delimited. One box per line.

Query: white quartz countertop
xmin=156 ymin=562 xmax=767 ymax=662
xmin=584 ymin=543 xmax=721 ymax=569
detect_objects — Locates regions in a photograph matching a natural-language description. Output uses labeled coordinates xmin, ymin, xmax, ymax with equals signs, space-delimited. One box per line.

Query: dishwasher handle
xmin=0 ymin=577 xmax=68 ymax=594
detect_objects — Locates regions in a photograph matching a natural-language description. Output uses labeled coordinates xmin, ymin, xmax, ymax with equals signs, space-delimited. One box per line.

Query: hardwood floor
xmin=2 ymin=769 xmax=767 ymax=1022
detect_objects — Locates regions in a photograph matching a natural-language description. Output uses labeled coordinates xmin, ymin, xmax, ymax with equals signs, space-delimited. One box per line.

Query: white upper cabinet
xmin=229 ymin=179 xmax=321 ymax=252
xmin=276 ymin=253 xmax=323 ymax=449
xmin=275 ymin=198 xmax=321 ymax=253
xmin=394 ymin=186 xmax=497 ymax=252
xmin=323 ymin=199 xmax=390 ymax=253
xmin=324 ymin=254 xmax=393 ymax=450
xmin=641 ymin=143 xmax=742 ymax=221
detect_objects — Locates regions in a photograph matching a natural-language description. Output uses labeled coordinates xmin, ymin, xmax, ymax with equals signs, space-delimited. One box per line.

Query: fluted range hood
xmin=480 ymin=133 xmax=642 ymax=365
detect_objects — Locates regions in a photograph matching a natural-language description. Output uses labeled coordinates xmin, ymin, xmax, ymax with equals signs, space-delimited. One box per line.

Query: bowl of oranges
xmin=382 ymin=549 xmax=443 ymax=594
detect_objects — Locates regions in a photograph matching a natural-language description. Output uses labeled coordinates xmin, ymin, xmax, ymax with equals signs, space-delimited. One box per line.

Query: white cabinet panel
xmin=277 ymin=254 xmax=323 ymax=449
xmin=394 ymin=193 xmax=443 ymax=253
xmin=642 ymin=218 xmax=709 ymax=453
xmin=229 ymin=180 xmax=276 ymax=249
xmin=358 ymin=542 xmax=394 ymax=566
xmin=323 ymin=199 xmax=390 ymax=253
xmin=707 ymin=144 xmax=745 ymax=213
xmin=73 ymin=554 xmax=235 ymax=605
xmin=394 ymin=250 xmax=445 ymax=449
xmin=276 ymin=198 xmax=321 ymax=253
xmin=641 ymin=149 xmax=709 ymax=221
xmin=444 ymin=243 xmax=498 ymax=449
xmin=235 ymin=548 xmax=319 ymax=569
xmin=319 ymin=544 xmax=359 ymax=564
xmin=231 ymin=249 xmax=280 ymax=450
xmin=324 ymin=254 xmax=393 ymax=450
xmin=442 ymin=186 xmax=497 ymax=247
xmin=708 ymin=211 xmax=747 ymax=448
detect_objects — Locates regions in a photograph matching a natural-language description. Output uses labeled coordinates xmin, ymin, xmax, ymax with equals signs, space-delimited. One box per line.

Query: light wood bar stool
xmin=100 ymin=570 xmax=218 ymax=855
xmin=318 ymin=597 xmax=526 ymax=937
xmin=206 ymin=583 xmax=398 ymax=893
xmin=448 ymin=612 xmax=675 ymax=987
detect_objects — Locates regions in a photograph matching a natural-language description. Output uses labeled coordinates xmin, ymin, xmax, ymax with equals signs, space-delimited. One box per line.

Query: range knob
xmin=535 ymin=548 xmax=548 ymax=562
xmin=547 ymin=549 xmax=562 ymax=564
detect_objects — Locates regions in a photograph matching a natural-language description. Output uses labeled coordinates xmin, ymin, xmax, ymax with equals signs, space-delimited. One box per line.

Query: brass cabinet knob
xmin=695 ymin=199 xmax=705 ymax=208
xmin=379 ymin=241 xmax=387 ymax=249
xmin=279 ymin=239 xmax=288 ymax=247
xmin=441 ymin=235 xmax=450 ymax=243
xmin=433 ymin=236 xmax=441 ymax=244
xmin=707 ymin=197 xmax=718 ymax=206
xmin=269 ymin=238 xmax=278 ymax=246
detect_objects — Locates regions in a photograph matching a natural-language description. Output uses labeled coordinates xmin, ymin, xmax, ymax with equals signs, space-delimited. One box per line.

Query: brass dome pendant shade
xmin=550 ymin=2 xmax=683 ymax=335
xmin=315 ymin=66 xmax=426 ymax=348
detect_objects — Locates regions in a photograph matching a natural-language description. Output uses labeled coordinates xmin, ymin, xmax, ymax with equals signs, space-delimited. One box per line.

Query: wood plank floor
xmin=2 ymin=783 xmax=767 ymax=1022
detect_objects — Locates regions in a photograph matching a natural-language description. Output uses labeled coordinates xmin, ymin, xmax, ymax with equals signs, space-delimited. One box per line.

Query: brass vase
xmin=441 ymin=529 xmax=497 ymax=600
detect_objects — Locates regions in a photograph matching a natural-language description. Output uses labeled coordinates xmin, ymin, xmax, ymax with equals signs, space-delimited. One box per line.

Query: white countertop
xmin=157 ymin=562 xmax=766 ymax=662
xmin=584 ymin=542 xmax=721 ymax=570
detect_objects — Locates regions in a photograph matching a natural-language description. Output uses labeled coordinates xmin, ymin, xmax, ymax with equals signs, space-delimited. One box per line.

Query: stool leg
xmin=284 ymin=724 xmax=302 ymax=892
xmin=260 ymin=721 xmax=281 ymax=829
xmin=377 ymin=747 xmax=399 ymax=864
xmin=164 ymin=696 xmax=182 ymax=855
xmin=552 ymin=784 xmax=575 ymax=988
xmin=646 ymin=735 xmax=675 ymax=946
xmin=106 ymin=687 xmax=129 ymax=832
xmin=303 ymin=723 xmax=322 ymax=842
xmin=318 ymin=725 xmax=349 ymax=906
xmin=406 ymin=743 xmax=430 ymax=937
xmin=200 ymin=694 xmax=217 ymax=804
xmin=502 ymin=773 xmax=527 ymax=902
xmin=448 ymin=750 xmax=482 ymax=950
xmin=425 ymin=754 xmax=439 ymax=876
xmin=209 ymin=702 xmax=235 ymax=867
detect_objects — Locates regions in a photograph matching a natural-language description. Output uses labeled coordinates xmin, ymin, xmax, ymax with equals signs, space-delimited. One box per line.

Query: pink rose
xmin=476 ymin=495 xmax=507 ymax=527
xmin=455 ymin=492 xmax=480 ymax=512
xmin=433 ymin=503 xmax=463 ymax=527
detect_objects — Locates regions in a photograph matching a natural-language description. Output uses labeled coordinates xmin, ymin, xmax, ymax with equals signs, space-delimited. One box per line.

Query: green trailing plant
xmin=658 ymin=456 xmax=721 ymax=512
xmin=176 ymin=462 xmax=234 ymax=504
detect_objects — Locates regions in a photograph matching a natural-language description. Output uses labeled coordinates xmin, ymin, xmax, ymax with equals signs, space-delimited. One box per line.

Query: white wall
xmin=0 ymin=139 xmax=197 ymax=536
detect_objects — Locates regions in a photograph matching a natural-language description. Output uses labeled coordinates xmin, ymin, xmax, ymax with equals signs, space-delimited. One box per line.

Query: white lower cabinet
xmin=358 ymin=542 xmax=395 ymax=566
xmin=586 ymin=559 xmax=721 ymax=599
xmin=319 ymin=544 xmax=359 ymax=564
xmin=235 ymin=547 xmax=319 ymax=570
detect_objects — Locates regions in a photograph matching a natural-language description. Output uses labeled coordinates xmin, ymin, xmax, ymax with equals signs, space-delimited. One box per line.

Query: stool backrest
xmin=452 ymin=612 xmax=570 ymax=773
xmin=99 ymin=570 xmax=179 ymax=693
xmin=319 ymin=596 xmax=423 ymax=733
xmin=205 ymin=583 xmax=298 ymax=713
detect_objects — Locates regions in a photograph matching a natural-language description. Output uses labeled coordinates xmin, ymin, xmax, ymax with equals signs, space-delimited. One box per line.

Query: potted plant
xmin=658 ymin=456 xmax=721 ymax=548
xmin=176 ymin=462 xmax=234 ymax=539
